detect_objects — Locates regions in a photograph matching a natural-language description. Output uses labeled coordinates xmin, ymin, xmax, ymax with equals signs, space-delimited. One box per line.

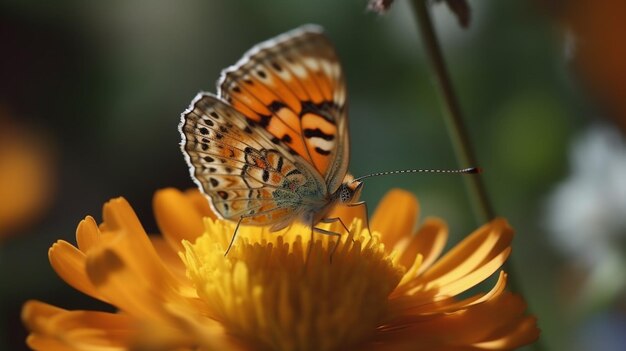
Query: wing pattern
xmin=181 ymin=94 xmax=314 ymax=224
xmin=218 ymin=25 xmax=349 ymax=193
xmin=180 ymin=25 xmax=351 ymax=228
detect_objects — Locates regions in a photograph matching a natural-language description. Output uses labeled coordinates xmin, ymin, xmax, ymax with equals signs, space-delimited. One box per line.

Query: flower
xmin=22 ymin=188 xmax=539 ymax=350
xmin=0 ymin=110 xmax=56 ymax=238
xmin=545 ymin=0 xmax=626 ymax=132
xmin=546 ymin=124 xmax=626 ymax=310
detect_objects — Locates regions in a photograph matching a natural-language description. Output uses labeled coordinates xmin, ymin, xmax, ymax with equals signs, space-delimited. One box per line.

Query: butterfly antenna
xmin=351 ymin=167 xmax=482 ymax=183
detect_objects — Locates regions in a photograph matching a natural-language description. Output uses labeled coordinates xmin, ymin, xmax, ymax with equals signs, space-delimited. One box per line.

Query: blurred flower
xmin=547 ymin=0 xmax=626 ymax=133
xmin=572 ymin=310 xmax=626 ymax=351
xmin=367 ymin=0 xmax=395 ymax=14
xmin=0 ymin=110 xmax=56 ymax=239
xmin=368 ymin=0 xmax=470 ymax=29
xmin=22 ymin=188 xmax=538 ymax=350
xmin=546 ymin=124 xmax=626 ymax=310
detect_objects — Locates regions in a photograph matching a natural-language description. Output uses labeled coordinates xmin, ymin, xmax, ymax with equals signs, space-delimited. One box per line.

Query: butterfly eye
xmin=339 ymin=186 xmax=351 ymax=203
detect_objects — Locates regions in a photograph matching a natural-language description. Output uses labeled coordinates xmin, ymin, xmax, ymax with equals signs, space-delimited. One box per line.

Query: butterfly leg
xmin=313 ymin=227 xmax=342 ymax=263
xmin=224 ymin=216 xmax=245 ymax=257
xmin=319 ymin=217 xmax=350 ymax=236
xmin=347 ymin=201 xmax=372 ymax=237
xmin=225 ymin=206 xmax=290 ymax=256
xmin=320 ymin=216 xmax=353 ymax=246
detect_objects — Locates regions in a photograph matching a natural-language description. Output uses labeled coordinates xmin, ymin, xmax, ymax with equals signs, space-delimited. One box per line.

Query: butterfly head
xmin=337 ymin=174 xmax=364 ymax=204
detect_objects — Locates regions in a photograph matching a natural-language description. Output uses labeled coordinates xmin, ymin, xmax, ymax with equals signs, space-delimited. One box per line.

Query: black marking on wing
xmin=299 ymin=100 xmax=340 ymax=123
xmin=303 ymin=128 xmax=334 ymax=141
xmin=314 ymin=147 xmax=331 ymax=156
xmin=269 ymin=100 xmax=287 ymax=113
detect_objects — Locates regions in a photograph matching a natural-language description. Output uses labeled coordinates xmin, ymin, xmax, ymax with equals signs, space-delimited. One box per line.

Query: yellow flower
xmin=22 ymin=188 xmax=539 ymax=350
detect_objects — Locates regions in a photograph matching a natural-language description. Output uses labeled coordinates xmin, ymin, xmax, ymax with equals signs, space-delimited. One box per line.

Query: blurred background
xmin=2 ymin=0 xmax=625 ymax=350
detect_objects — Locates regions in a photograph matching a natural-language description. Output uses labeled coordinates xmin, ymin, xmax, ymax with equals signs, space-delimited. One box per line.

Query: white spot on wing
xmin=303 ymin=57 xmax=320 ymax=71
xmin=289 ymin=63 xmax=308 ymax=78
xmin=310 ymin=137 xmax=334 ymax=150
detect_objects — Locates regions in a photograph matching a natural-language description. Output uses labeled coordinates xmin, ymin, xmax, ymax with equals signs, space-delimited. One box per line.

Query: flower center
xmin=181 ymin=219 xmax=404 ymax=351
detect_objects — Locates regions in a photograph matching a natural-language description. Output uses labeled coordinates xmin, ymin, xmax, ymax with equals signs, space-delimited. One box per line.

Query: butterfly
xmin=179 ymin=25 xmax=365 ymax=253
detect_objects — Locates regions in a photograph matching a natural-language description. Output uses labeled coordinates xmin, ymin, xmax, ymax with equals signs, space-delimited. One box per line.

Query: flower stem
xmin=410 ymin=0 xmax=494 ymax=224
xmin=409 ymin=1 xmax=546 ymax=350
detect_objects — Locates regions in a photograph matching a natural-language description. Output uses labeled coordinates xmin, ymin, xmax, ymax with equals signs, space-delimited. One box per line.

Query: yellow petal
xmin=371 ymin=189 xmax=419 ymax=248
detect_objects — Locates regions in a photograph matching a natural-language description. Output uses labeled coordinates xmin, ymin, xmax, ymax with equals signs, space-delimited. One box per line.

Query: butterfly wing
xmin=218 ymin=25 xmax=350 ymax=193
xmin=180 ymin=93 xmax=320 ymax=226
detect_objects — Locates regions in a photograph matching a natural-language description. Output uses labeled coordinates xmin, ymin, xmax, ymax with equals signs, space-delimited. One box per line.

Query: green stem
xmin=409 ymin=1 xmax=545 ymax=350
xmin=410 ymin=0 xmax=494 ymax=224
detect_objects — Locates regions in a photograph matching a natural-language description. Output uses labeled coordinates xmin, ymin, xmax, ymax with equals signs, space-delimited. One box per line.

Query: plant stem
xmin=410 ymin=0 xmax=494 ymax=224
xmin=408 ymin=1 xmax=545 ymax=350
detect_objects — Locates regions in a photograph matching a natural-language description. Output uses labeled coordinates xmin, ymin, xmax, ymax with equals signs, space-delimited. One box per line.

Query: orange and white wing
xmin=218 ymin=24 xmax=349 ymax=193
xmin=180 ymin=94 xmax=313 ymax=225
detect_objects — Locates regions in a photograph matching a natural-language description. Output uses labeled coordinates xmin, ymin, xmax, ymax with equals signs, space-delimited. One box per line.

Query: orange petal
xmin=75 ymin=216 xmax=100 ymax=252
xmin=390 ymin=271 xmax=509 ymax=317
xmin=183 ymin=188 xmax=217 ymax=219
xmin=153 ymin=188 xmax=207 ymax=252
xmin=419 ymin=218 xmax=513 ymax=284
xmin=149 ymin=301 xmax=250 ymax=351
xmin=391 ymin=218 xmax=513 ymax=299
xmin=327 ymin=203 xmax=365 ymax=231
xmin=414 ymin=219 xmax=448 ymax=275
xmin=22 ymin=300 xmax=64 ymax=330
xmin=85 ymin=198 xmax=190 ymax=319
xmin=100 ymin=197 xmax=145 ymax=235
xmin=473 ymin=316 xmax=540 ymax=349
xmin=371 ymin=189 xmax=419 ymax=248
xmin=85 ymin=246 xmax=173 ymax=322
xmin=48 ymin=240 xmax=105 ymax=302
xmin=394 ymin=218 xmax=448 ymax=273
xmin=101 ymin=197 xmax=180 ymax=287
xmin=84 ymin=244 xmax=213 ymax=344
xmin=22 ymin=300 xmax=134 ymax=350
xmin=150 ymin=235 xmax=188 ymax=281
xmin=427 ymin=247 xmax=511 ymax=297
xmin=26 ymin=335 xmax=76 ymax=351
xmin=372 ymin=291 xmax=538 ymax=350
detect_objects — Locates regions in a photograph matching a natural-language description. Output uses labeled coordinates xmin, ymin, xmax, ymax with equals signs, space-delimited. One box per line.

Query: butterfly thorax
xmin=309 ymin=178 xmax=364 ymax=225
